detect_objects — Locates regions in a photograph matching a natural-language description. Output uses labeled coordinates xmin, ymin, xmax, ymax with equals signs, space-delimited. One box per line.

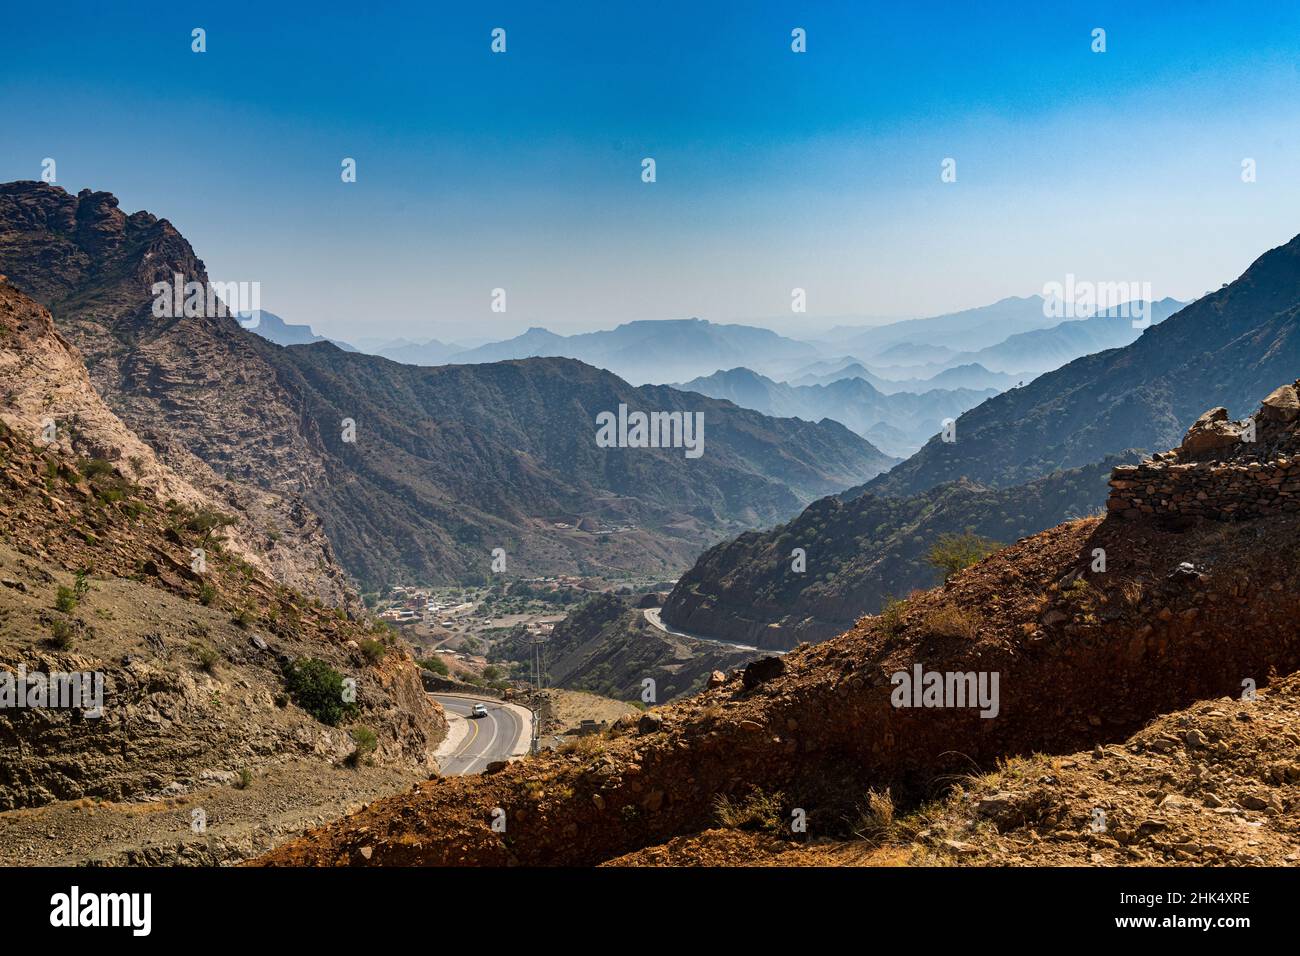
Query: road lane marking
xmin=474 ymin=708 xmax=502 ymax=770
xmin=452 ymin=711 xmax=480 ymax=760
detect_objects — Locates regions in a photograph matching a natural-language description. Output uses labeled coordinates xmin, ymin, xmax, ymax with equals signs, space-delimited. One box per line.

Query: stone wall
xmin=1108 ymin=382 xmax=1300 ymax=522
xmin=1108 ymin=456 xmax=1300 ymax=521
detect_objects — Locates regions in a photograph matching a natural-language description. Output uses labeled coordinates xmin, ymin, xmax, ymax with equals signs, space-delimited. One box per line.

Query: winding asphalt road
xmin=433 ymin=695 xmax=530 ymax=776
xmin=643 ymin=607 xmax=785 ymax=655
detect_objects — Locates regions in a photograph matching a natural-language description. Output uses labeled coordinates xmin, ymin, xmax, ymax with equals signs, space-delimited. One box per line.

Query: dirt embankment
xmin=255 ymin=505 xmax=1300 ymax=866
xmin=605 ymin=669 xmax=1300 ymax=867
xmin=0 ymin=410 xmax=446 ymax=861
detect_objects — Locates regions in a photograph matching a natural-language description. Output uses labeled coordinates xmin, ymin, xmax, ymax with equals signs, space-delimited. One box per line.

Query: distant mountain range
xmin=242 ymin=291 xmax=1183 ymax=412
xmin=787 ymin=358 xmax=1023 ymax=393
xmin=240 ymin=310 xmax=357 ymax=351
xmin=934 ymin=298 xmax=1185 ymax=375
xmin=821 ymin=295 xmax=1062 ymax=357
xmin=440 ymin=319 xmax=819 ymax=386
xmin=0 ymin=181 xmax=894 ymax=592
xmin=674 ymin=366 xmax=997 ymax=457
xmin=373 ymin=337 xmax=465 ymax=365
xmin=868 ymin=240 xmax=1300 ymax=499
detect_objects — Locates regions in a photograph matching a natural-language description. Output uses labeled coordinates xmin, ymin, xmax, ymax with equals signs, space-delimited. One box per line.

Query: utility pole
xmin=523 ymin=636 xmax=547 ymax=754
xmin=525 ymin=636 xmax=547 ymax=691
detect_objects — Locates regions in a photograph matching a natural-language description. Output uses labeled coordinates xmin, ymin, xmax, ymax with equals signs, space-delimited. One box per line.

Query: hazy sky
xmin=4 ymin=1 xmax=1299 ymax=342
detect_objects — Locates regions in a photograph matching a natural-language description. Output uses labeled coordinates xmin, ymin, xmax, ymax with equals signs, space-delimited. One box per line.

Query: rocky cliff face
xmin=0 ymin=182 xmax=357 ymax=606
xmin=0 ymin=407 xmax=446 ymax=807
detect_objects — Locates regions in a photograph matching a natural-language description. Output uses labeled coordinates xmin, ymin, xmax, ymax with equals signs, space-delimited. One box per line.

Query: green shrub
xmin=198 ymin=582 xmax=217 ymax=606
xmin=80 ymin=458 xmax=115 ymax=480
xmin=283 ymin=657 xmax=356 ymax=726
xmin=925 ymin=532 xmax=1000 ymax=582
xmin=235 ymin=768 xmax=253 ymax=790
xmin=54 ymin=585 xmax=78 ymax=613
xmin=346 ymin=726 xmax=379 ymax=767
xmin=194 ymin=642 xmax=220 ymax=672
xmin=419 ymin=657 xmax=449 ymax=676
xmin=878 ymin=595 xmax=908 ymax=638
xmin=48 ymin=618 xmax=77 ymax=650
xmin=713 ymin=787 xmax=787 ymax=832
xmin=186 ymin=507 xmax=237 ymax=540
xmin=358 ymin=638 xmax=386 ymax=664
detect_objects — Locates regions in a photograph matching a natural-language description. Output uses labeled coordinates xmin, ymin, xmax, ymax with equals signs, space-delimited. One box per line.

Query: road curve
xmin=433 ymin=694 xmax=532 ymax=776
xmin=643 ymin=607 xmax=784 ymax=655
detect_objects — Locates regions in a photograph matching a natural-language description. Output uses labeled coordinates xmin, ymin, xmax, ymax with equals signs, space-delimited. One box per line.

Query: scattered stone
xmin=741 ymin=656 xmax=786 ymax=690
xmin=636 ymin=712 xmax=663 ymax=735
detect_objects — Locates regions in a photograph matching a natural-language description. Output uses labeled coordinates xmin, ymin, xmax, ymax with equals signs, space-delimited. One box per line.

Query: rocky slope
xmin=0 ymin=405 xmax=447 ymax=806
xmin=253 ymin=388 xmax=1300 ymax=866
xmin=661 ymin=456 xmax=1135 ymax=649
xmin=0 ymin=181 xmax=894 ymax=590
xmin=253 ymin=342 xmax=897 ymax=588
xmin=0 ymin=283 xmax=447 ymax=861
xmin=0 ymin=183 xmax=357 ymax=606
xmin=602 ymin=669 xmax=1300 ymax=866
xmin=868 ymin=232 xmax=1300 ymax=498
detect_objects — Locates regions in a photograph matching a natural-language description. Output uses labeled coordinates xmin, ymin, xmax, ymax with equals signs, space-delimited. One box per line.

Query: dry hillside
xmin=254 ymin=386 xmax=1300 ymax=866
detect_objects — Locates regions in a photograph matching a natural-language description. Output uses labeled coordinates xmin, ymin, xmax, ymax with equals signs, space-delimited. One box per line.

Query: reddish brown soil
xmin=254 ymin=509 xmax=1300 ymax=866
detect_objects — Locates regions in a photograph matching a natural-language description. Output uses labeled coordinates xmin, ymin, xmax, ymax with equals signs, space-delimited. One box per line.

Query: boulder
xmin=1260 ymin=383 xmax=1300 ymax=423
xmin=636 ymin=712 xmax=663 ymax=735
xmin=741 ymin=655 xmax=786 ymax=690
xmin=1178 ymin=408 xmax=1243 ymax=458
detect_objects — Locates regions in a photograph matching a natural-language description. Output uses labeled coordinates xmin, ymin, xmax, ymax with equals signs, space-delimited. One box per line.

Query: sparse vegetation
xmin=194 ymin=642 xmax=220 ymax=672
xmin=282 ymin=658 xmax=356 ymax=726
xmin=235 ymin=768 xmax=253 ymax=790
xmin=186 ymin=507 xmax=237 ymax=543
xmin=419 ymin=657 xmax=450 ymax=676
xmin=54 ymin=585 xmax=78 ymax=613
xmin=346 ymin=726 xmax=379 ymax=767
xmin=713 ymin=787 xmax=787 ymax=832
xmin=852 ymin=787 xmax=899 ymax=845
xmin=922 ymin=604 xmax=979 ymax=640
xmin=926 ymin=532 xmax=1001 ymax=582
xmin=48 ymin=617 xmax=77 ymax=650
xmin=877 ymin=595 xmax=909 ymax=638
xmin=358 ymin=638 xmax=386 ymax=664
xmin=556 ymin=733 xmax=607 ymax=756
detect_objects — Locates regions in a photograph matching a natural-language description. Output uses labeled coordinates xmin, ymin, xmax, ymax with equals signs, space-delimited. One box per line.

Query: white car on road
xmin=471 ymin=703 xmax=488 ymax=718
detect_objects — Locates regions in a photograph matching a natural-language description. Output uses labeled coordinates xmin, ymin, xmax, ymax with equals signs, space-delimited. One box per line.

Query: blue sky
xmin=3 ymin=0 xmax=1299 ymax=341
